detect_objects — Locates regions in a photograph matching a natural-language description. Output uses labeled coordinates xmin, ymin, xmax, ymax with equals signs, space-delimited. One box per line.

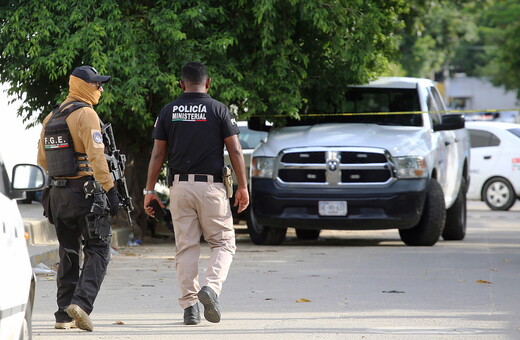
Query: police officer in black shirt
xmin=144 ymin=62 xmax=249 ymax=325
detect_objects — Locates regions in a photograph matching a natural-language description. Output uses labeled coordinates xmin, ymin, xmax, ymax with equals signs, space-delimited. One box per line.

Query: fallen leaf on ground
xmin=476 ymin=280 xmax=492 ymax=284
xmin=296 ymin=298 xmax=311 ymax=303
xmin=113 ymin=320 xmax=125 ymax=325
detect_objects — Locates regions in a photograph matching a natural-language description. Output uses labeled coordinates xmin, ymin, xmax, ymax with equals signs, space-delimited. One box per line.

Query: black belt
xmin=178 ymin=174 xmax=222 ymax=183
xmin=50 ymin=177 xmax=92 ymax=188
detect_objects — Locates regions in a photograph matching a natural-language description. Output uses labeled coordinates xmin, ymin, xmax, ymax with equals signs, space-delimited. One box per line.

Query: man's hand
xmin=107 ymin=187 xmax=120 ymax=216
xmin=234 ymin=187 xmax=249 ymax=213
xmin=143 ymin=193 xmax=165 ymax=217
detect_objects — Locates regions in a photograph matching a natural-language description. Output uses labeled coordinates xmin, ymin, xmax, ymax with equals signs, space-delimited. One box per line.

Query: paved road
xmin=31 ymin=202 xmax=520 ymax=339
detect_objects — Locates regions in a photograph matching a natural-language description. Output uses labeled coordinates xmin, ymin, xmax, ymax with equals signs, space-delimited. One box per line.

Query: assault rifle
xmin=102 ymin=123 xmax=134 ymax=227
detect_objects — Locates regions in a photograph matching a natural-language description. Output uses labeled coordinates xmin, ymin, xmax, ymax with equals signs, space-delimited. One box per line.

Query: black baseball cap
xmin=71 ymin=65 xmax=111 ymax=83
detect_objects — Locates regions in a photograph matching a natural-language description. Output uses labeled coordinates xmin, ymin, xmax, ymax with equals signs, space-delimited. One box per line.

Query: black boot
xmin=198 ymin=286 xmax=221 ymax=323
xmin=183 ymin=303 xmax=201 ymax=325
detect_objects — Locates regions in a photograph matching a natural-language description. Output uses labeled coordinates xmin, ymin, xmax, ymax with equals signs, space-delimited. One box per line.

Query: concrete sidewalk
xmin=20 ymin=202 xmax=133 ymax=268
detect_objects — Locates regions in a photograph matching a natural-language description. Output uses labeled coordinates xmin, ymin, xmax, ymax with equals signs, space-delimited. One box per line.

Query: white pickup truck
xmin=247 ymin=77 xmax=470 ymax=246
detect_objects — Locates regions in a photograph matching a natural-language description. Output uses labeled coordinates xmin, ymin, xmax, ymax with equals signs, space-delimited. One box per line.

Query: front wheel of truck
xmin=443 ymin=177 xmax=467 ymax=241
xmin=246 ymin=209 xmax=287 ymax=245
xmin=399 ymin=178 xmax=446 ymax=246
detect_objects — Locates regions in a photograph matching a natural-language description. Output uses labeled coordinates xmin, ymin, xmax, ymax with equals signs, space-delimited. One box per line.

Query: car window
xmin=238 ymin=126 xmax=267 ymax=149
xmin=426 ymin=87 xmax=442 ymax=125
xmin=430 ymin=86 xmax=446 ymax=111
xmin=468 ymin=129 xmax=501 ymax=148
xmin=507 ymin=128 xmax=520 ymax=138
xmin=284 ymin=88 xmax=422 ymax=127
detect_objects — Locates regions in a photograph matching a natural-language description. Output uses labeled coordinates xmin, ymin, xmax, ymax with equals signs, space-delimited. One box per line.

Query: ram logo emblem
xmin=327 ymin=160 xmax=338 ymax=171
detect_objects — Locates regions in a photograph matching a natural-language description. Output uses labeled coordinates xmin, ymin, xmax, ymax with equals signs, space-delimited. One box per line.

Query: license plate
xmin=319 ymin=201 xmax=347 ymax=216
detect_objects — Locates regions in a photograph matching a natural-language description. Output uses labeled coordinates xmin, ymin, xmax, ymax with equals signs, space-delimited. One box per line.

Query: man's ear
xmin=205 ymin=78 xmax=211 ymax=90
xmin=179 ymin=80 xmax=185 ymax=90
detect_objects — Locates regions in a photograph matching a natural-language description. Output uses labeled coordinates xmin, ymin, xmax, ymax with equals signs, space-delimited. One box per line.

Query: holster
xmin=222 ymin=165 xmax=233 ymax=198
xmin=41 ymin=187 xmax=54 ymax=225
xmin=85 ymin=213 xmax=112 ymax=244
xmin=167 ymin=167 xmax=173 ymax=187
xmin=83 ymin=179 xmax=111 ymax=244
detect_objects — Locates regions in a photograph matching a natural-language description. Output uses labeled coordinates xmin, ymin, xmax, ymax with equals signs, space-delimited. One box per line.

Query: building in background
xmin=445 ymin=74 xmax=520 ymax=123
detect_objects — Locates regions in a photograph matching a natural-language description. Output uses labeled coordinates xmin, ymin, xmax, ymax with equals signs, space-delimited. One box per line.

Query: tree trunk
xmin=112 ymin=133 xmax=154 ymax=241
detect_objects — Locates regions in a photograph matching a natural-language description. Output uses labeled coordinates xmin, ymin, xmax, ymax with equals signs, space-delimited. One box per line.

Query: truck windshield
xmin=286 ymin=88 xmax=422 ymax=127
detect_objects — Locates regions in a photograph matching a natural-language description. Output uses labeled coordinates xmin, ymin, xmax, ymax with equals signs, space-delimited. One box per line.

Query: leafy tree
xmin=0 ymin=0 xmax=405 ymax=233
xmin=397 ymin=0 xmax=482 ymax=79
xmin=449 ymin=0 xmax=496 ymax=77
xmin=474 ymin=0 xmax=520 ymax=95
xmin=448 ymin=0 xmax=520 ymax=98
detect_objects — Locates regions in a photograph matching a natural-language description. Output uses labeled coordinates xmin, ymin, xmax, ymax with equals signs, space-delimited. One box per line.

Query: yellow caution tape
xmin=271 ymin=108 xmax=520 ymax=117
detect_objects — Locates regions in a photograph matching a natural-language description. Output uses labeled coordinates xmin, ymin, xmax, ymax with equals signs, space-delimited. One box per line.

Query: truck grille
xmin=340 ymin=151 xmax=387 ymax=164
xmin=281 ymin=152 xmax=326 ymax=164
xmin=276 ymin=147 xmax=394 ymax=186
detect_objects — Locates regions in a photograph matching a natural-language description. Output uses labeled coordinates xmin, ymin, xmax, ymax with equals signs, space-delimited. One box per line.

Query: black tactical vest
xmin=44 ymin=101 xmax=93 ymax=177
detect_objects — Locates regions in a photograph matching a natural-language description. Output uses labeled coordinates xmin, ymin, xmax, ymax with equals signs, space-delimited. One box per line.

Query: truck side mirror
xmin=433 ymin=114 xmax=465 ymax=132
xmin=248 ymin=117 xmax=271 ymax=132
xmin=10 ymin=164 xmax=48 ymax=200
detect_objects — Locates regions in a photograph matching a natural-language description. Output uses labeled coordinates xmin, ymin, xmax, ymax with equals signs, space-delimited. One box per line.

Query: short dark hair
xmin=181 ymin=62 xmax=208 ymax=85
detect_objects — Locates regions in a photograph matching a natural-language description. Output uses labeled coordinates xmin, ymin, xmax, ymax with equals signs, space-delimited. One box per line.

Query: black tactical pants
xmin=48 ymin=183 xmax=111 ymax=322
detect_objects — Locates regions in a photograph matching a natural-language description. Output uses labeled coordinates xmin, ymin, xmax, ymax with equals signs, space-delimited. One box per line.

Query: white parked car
xmin=464 ymin=110 xmax=519 ymax=124
xmin=0 ymin=156 xmax=47 ymax=340
xmin=466 ymin=121 xmax=520 ymax=210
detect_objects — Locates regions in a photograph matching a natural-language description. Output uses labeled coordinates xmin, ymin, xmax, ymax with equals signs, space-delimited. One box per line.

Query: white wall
xmin=0 ymin=84 xmax=41 ymax=177
xmin=446 ymin=75 xmax=520 ymax=110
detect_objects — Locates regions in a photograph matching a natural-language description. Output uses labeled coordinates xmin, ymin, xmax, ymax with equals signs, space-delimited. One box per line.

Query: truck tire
xmin=295 ymin=228 xmax=321 ymax=240
xmin=246 ymin=209 xmax=287 ymax=245
xmin=399 ymin=178 xmax=446 ymax=246
xmin=443 ymin=177 xmax=467 ymax=241
xmin=483 ymin=177 xmax=516 ymax=211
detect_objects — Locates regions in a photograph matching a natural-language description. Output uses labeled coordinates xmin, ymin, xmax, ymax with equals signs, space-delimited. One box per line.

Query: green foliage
xmin=0 ymin=0 xmax=405 ymax=129
xmin=0 ymin=1 xmax=406 ymax=229
xmin=397 ymin=0 xmax=482 ymax=78
xmin=472 ymin=0 xmax=520 ymax=95
xmin=448 ymin=0 xmax=520 ymax=97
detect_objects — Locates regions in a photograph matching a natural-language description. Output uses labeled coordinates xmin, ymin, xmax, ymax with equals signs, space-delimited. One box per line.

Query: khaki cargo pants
xmin=169 ymin=174 xmax=236 ymax=309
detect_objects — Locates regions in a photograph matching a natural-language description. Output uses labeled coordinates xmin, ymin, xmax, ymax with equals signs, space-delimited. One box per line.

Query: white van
xmin=0 ymin=156 xmax=47 ymax=340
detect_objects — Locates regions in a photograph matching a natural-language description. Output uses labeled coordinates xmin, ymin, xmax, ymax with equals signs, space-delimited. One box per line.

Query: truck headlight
xmin=393 ymin=156 xmax=428 ymax=178
xmin=251 ymin=157 xmax=275 ymax=178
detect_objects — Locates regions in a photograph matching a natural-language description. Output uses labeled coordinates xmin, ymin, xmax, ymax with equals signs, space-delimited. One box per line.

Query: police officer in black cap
xmin=37 ymin=65 xmax=119 ymax=332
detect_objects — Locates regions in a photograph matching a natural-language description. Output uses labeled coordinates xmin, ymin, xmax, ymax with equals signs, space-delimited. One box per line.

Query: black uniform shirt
xmin=152 ymin=92 xmax=239 ymax=176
